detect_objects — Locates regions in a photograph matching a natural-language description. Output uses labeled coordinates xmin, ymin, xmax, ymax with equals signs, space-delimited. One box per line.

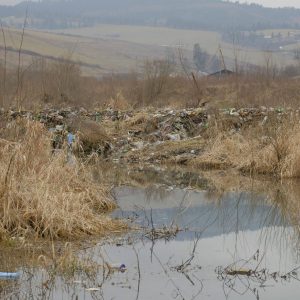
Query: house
xmin=208 ymin=69 xmax=235 ymax=78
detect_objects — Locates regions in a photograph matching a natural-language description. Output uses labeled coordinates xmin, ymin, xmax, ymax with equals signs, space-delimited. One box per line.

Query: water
xmin=107 ymin=186 xmax=300 ymax=300
xmin=2 ymin=169 xmax=300 ymax=300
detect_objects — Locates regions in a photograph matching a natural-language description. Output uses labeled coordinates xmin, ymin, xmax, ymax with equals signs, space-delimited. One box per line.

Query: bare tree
xmin=16 ymin=5 xmax=28 ymax=110
xmin=0 ymin=21 xmax=7 ymax=108
xmin=293 ymin=47 xmax=300 ymax=61
xmin=178 ymin=47 xmax=206 ymax=107
xmin=142 ymin=59 xmax=173 ymax=105
xmin=263 ymin=50 xmax=278 ymax=82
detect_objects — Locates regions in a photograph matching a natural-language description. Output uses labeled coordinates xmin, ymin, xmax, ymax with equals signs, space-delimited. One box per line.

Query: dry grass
xmin=127 ymin=112 xmax=151 ymax=127
xmin=193 ymin=119 xmax=300 ymax=178
xmin=0 ymin=120 xmax=126 ymax=239
xmin=42 ymin=243 xmax=100 ymax=280
xmin=68 ymin=118 xmax=112 ymax=155
xmin=2 ymin=54 xmax=300 ymax=110
xmin=117 ymin=108 xmax=300 ymax=179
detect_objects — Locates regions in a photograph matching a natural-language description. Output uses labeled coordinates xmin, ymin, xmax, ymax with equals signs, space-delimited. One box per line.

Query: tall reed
xmin=0 ymin=120 xmax=125 ymax=239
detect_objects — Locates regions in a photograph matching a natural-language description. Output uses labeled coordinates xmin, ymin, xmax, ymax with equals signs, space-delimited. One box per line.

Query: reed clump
xmin=0 ymin=120 xmax=125 ymax=239
xmin=193 ymin=119 xmax=300 ymax=178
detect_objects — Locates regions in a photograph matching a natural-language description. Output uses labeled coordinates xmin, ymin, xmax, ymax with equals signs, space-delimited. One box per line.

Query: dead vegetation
xmin=192 ymin=116 xmax=300 ymax=178
xmin=105 ymin=106 xmax=300 ymax=179
xmin=2 ymin=54 xmax=300 ymax=110
xmin=3 ymin=105 xmax=300 ymax=180
xmin=216 ymin=250 xmax=300 ymax=299
xmin=67 ymin=117 xmax=112 ymax=155
xmin=0 ymin=119 xmax=126 ymax=239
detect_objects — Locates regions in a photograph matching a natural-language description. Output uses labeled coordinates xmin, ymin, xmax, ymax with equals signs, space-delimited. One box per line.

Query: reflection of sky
xmin=99 ymin=231 xmax=300 ymax=300
xmin=101 ymin=186 xmax=300 ymax=300
xmin=10 ymin=185 xmax=300 ymax=300
xmin=16 ymin=227 xmax=300 ymax=300
xmin=113 ymin=187 xmax=288 ymax=240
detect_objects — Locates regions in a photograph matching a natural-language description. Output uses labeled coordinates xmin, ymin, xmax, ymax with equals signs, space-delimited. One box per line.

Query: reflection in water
xmin=2 ymin=169 xmax=300 ymax=300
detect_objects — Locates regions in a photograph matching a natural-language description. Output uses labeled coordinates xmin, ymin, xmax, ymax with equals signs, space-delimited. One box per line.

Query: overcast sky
xmin=236 ymin=0 xmax=300 ymax=8
xmin=0 ymin=0 xmax=25 ymax=5
xmin=0 ymin=0 xmax=300 ymax=8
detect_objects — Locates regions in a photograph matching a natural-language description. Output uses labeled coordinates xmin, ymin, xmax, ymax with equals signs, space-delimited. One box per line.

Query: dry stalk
xmin=0 ymin=120 xmax=126 ymax=239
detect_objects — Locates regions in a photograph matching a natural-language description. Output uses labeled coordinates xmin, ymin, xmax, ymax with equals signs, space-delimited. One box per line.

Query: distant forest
xmin=1 ymin=0 xmax=300 ymax=32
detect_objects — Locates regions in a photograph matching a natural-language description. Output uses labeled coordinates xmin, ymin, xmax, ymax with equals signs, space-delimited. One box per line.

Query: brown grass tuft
xmin=127 ymin=112 xmax=151 ymax=126
xmin=193 ymin=120 xmax=300 ymax=178
xmin=68 ymin=118 xmax=112 ymax=155
xmin=0 ymin=120 xmax=125 ymax=239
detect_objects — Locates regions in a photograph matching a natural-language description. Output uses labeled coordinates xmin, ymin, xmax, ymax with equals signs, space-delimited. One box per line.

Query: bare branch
xmin=0 ymin=21 xmax=7 ymax=108
xmin=16 ymin=5 xmax=29 ymax=110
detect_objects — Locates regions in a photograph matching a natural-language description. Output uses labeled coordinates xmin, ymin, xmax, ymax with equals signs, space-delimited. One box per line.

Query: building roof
xmin=208 ymin=69 xmax=234 ymax=77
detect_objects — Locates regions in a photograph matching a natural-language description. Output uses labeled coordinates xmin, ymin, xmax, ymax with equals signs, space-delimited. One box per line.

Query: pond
xmin=2 ymin=168 xmax=300 ymax=300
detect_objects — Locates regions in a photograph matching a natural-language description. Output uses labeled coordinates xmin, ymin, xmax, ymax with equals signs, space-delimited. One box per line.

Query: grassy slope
xmin=53 ymin=24 xmax=293 ymax=67
xmin=257 ymin=29 xmax=300 ymax=51
xmin=54 ymin=24 xmax=221 ymax=51
xmin=0 ymin=25 xmax=295 ymax=77
xmin=0 ymin=27 xmax=166 ymax=76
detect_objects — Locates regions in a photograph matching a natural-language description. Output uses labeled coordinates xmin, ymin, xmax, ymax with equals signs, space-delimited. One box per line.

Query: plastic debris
xmin=86 ymin=288 xmax=101 ymax=291
xmin=1 ymin=106 xmax=294 ymax=163
xmin=67 ymin=133 xmax=75 ymax=146
xmin=119 ymin=264 xmax=127 ymax=272
xmin=166 ymin=133 xmax=181 ymax=141
xmin=0 ymin=272 xmax=21 ymax=280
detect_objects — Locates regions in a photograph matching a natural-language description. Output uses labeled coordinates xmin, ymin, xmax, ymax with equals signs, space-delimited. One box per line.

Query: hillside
xmin=0 ymin=0 xmax=299 ymax=76
xmin=0 ymin=25 xmax=296 ymax=78
xmin=0 ymin=27 xmax=167 ymax=76
xmin=1 ymin=0 xmax=300 ymax=32
xmin=54 ymin=24 xmax=296 ymax=67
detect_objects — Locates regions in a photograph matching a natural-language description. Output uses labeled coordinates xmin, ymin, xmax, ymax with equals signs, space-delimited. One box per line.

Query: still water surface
xmin=3 ymin=172 xmax=300 ymax=300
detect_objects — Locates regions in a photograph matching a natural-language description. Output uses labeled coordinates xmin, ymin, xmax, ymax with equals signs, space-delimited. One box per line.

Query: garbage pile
xmin=0 ymin=106 xmax=296 ymax=161
xmin=125 ymin=108 xmax=208 ymax=141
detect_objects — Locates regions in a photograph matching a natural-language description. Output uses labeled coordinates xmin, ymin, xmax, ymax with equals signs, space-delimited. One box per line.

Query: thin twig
xmin=133 ymin=246 xmax=141 ymax=300
xmin=16 ymin=5 xmax=28 ymax=110
xmin=0 ymin=21 xmax=7 ymax=108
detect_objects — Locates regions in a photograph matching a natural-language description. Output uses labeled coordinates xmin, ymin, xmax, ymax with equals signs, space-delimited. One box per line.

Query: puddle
xmin=2 ymin=169 xmax=300 ymax=300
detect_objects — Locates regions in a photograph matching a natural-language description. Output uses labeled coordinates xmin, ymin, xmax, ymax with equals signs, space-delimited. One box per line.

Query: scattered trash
xmin=132 ymin=141 xmax=144 ymax=150
xmin=73 ymin=280 xmax=82 ymax=284
xmin=166 ymin=133 xmax=181 ymax=141
xmin=1 ymin=106 xmax=296 ymax=163
xmin=145 ymin=226 xmax=180 ymax=241
xmin=225 ymin=269 xmax=252 ymax=276
xmin=67 ymin=133 xmax=75 ymax=146
xmin=0 ymin=272 xmax=21 ymax=280
xmin=119 ymin=264 xmax=127 ymax=273
xmin=86 ymin=287 xmax=101 ymax=291
xmin=107 ymin=263 xmax=127 ymax=273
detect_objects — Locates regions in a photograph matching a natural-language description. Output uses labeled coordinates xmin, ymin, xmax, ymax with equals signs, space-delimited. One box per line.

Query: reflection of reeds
xmin=216 ymin=249 xmax=300 ymax=300
xmin=0 ymin=120 xmax=126 ymax=239
xmin=104 ymin=162 xmax=300 ymax=256
xmin=93 ymin=162 xmax=209 ymax=192
xmin=94 ymin=161 xmax=300 ymax=260
xmin=203 ymin=170 xmax=300 ymax=258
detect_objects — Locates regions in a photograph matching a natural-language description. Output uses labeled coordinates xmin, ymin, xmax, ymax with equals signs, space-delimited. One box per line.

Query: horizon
xmin=0 ymin=0 xmax=300 ymax=8
xmin=233 ymin=0 xmax=300 ymax=8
